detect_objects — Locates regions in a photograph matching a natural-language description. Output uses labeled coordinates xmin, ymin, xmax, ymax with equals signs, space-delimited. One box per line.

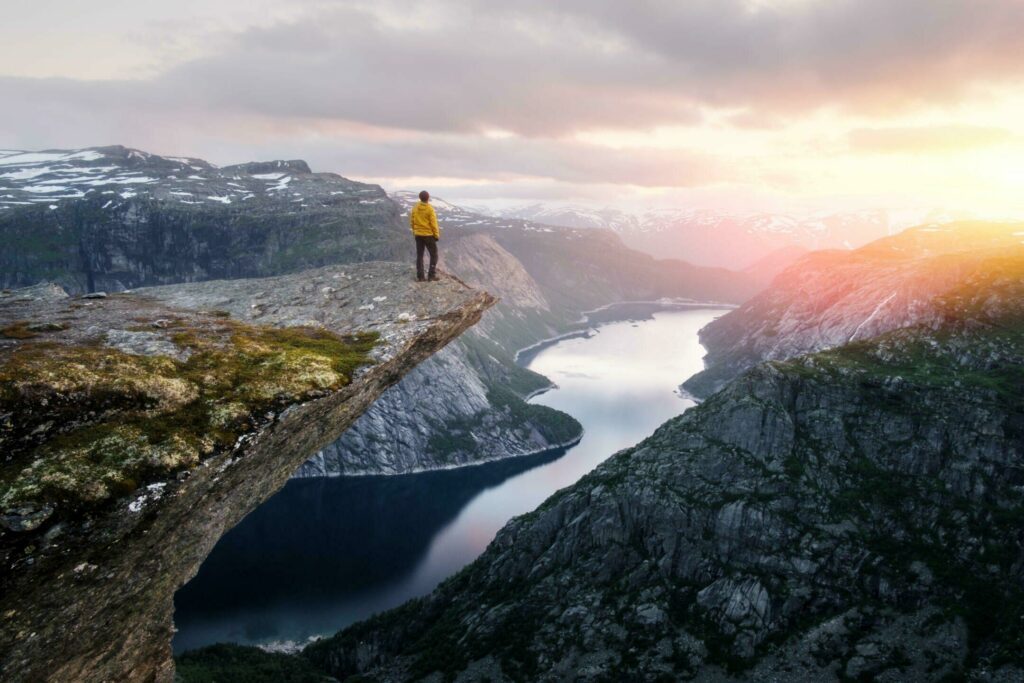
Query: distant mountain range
xmin=483 ymin=202 xmax=977 ymax=269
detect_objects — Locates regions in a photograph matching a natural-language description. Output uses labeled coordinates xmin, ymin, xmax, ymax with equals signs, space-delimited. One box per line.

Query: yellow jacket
xmin=410 ymin=201 xmax=440 ymax=239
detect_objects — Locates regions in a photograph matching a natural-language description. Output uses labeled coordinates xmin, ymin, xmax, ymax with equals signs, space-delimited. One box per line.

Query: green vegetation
xmin=486 ymin=385 xmax=582 ymax=445
xmin=176 ymin=643 xmax=329 ymax=683
xmin=0 ymin=320 xmax=65 ymax=339
xmin=0 ymin=320 xmax=377 ymax=512
xmin=1 ymin=321 xmax=38 ymax=339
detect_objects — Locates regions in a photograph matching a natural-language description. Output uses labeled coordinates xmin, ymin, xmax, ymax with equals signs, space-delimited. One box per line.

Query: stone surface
xmin=304 ymin=251 xmax=1024 ymax=681
xmin=0 ymin=146 xmax=407 ymax=294
xmin=296 ymin=233 xmax=582 ymax=476
xmin=0 ymin=262 xmax=495 ymax=682
xmin=684 ymin=221 xmax=1024 ymax=397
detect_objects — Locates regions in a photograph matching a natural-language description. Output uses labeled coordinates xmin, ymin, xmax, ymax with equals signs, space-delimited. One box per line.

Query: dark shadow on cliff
xmin=172 ymin=445 xmax=568 ymax=652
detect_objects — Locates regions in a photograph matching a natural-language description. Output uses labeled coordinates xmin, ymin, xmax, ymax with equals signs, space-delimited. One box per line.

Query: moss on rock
xmin=1 ymin=320 xmax=377 ymax=514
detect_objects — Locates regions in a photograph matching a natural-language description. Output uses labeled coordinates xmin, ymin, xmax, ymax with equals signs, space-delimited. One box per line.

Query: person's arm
xmin=410 ymin=207 xmax=416 ymax=234
xmin=430 ymin=206 xmax=440 ymax=240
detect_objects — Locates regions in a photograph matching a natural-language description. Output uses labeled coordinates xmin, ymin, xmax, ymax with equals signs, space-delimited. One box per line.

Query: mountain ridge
xmin=301 ymin=246 xmax=1024 ymax=682
xmin=683 ymin=221 xmax=1024 ymax=397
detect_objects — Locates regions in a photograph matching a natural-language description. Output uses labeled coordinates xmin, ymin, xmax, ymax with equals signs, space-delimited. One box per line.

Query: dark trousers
xmin=415 ymin=236 xmax=438 ymax=279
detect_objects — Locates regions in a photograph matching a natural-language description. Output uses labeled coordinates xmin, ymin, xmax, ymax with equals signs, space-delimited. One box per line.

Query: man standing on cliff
xmin=410 ymin=190 xmax=440 ymax=281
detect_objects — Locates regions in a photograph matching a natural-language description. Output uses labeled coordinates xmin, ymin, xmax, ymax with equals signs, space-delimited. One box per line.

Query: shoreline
xmin=302 ymin=298 xmax=728 ymax=479
xmin=293 ymin=430 xmax=585 ymax=479
xmin=515 ymin=298 xmax=734 ymax=367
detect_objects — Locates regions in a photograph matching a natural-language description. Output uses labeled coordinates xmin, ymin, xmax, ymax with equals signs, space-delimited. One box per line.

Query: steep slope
xmin=0 ymin=146 xmax=407 ymax=293
xmin=0 ymin=264 xmax=495 ymax=682
xmin=394 ymin=191 xmax=762 ymax=312
xmin=295 ymin=233 xmax=582 ymax=476
xmin=684 ymin=221 xmax=1024 ymax=397
xmin=298 ymin=200 xmax=759 ymax=478
xmin=304 ymin=253 xmax=1024 ymax=681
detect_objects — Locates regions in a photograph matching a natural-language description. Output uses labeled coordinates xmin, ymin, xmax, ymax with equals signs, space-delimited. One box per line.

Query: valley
xmin=172 ymin=306 xmax=729 ymax=653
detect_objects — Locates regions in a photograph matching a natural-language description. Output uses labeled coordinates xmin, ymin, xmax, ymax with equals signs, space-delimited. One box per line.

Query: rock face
xmin=684 ymin=221 xmax=1024 ymax=397
xmin=0 ymin=146 xmax=406 ymax=293
xmin=0 ymin=145 xmax=757 ymax=481
xmin=304 ymin=252 xmax=1024 ymax=681
xmin=0 ymin=263 xmax=495 ymax=682
xmin=297 ymin=233 xmax=582 ymax=476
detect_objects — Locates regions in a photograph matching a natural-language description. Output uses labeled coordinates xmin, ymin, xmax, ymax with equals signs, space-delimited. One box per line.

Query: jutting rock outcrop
xmin=297 ymin=232 xmax=582 ymax=476
xmin=0 ymin=262 xmax=495 ymax=682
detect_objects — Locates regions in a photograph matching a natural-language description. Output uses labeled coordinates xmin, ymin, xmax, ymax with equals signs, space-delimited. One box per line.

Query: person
xmin=409 ymin=190 xmax=440 ymax=281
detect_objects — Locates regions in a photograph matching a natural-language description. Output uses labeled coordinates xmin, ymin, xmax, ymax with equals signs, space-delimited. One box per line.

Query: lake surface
xmin=172 ymin=306 xmax=729 ymax=653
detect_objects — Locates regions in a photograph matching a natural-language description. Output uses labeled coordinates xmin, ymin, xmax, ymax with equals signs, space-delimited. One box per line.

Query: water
xmin=172 ymin=306 xmax=729 ymax=652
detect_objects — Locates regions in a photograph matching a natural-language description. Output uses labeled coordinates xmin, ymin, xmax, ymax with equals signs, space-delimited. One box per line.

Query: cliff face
xmin=0 ymin=263 xmax=495 ymax=682
xmin=305 ymin=255 xmax=1024 ymax=681
xmin=297 ymin=233 xmax=582 ymax=476
xmin=0 ymin=146 xmax=407 ymax=293
xmin=684 ymin=221 xmax=1024 ymax=397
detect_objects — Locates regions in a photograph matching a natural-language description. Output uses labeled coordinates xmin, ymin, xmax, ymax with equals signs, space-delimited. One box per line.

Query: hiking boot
xmin=416 ymin=275 xmax=426 ymax=282
xmin=428 ymin=274 xmax=439 ymax=282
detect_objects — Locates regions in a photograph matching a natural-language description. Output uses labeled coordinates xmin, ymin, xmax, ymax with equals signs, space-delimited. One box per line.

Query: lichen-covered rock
xmin=0 ymin=262 xmax=495 ymax=683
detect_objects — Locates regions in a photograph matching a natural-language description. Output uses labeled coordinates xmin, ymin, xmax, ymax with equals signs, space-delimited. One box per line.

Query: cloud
xmin=6 ymin=0 xmax=1024 ymax=140
xmin=2 ymin=0 xmax=1024 ymax=207
xmin=848 ymin=125 xmax=1016 ymax=153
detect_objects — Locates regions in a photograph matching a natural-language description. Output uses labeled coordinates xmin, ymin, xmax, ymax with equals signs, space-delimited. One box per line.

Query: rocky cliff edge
xmin=0 ymin=262 xmax=495 ymax=682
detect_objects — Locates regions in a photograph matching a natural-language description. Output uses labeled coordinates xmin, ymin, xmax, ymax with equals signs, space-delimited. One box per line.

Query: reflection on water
xmin=173 ymin=307 xmax=729 ymax=652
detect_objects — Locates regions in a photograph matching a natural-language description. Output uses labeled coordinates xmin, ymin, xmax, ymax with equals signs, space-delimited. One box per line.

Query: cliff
xmin=684 ymin=221 xmax=1024 ymax=397
xmin=0 ymin=145 xmax=755 ymax=482
xmin=296 ymin=233 xmax=582 ymax=476
xmin=0 ymin=146 xmax=407 ymax=293
xmin=0 ymin=262 xmax=495 ymax=682
xmin=304 ymin=255 xmax=1024 ymax=680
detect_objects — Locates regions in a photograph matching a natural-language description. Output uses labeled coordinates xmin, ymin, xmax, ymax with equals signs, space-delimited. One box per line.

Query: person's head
xmin=418 ymin=190 xmax=430 ymax=203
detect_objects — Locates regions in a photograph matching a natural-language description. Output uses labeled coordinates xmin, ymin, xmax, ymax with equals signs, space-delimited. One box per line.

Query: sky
xmin=2 ymin=0 xmax=1024 ymax=214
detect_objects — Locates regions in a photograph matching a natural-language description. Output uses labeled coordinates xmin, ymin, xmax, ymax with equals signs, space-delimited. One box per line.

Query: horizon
xmin=3 ymin=1 xmax=1024 ymax=217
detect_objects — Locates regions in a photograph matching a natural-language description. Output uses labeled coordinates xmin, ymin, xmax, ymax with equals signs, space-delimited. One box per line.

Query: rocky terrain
xmin=684 ymin=221 xmax=1024 ymax=397
xmin=0 ymin=146 xmax=407 ymax=293
xmin=0 ymin=263 xmax=495 ymax=682
xmin=1 ymin=146 xmax=760 ymax=480
xmin=294 ymin=195 xmax=763 ymax=478
xmin=302 ymin=249 xmax=1024 ymax=681
xmin=296 ymin=233 xmax=583 ymax=476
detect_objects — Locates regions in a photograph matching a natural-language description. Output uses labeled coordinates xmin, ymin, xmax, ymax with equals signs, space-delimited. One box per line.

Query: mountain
xmin=0 ymin=146 xmax=407 ymax=293
xmin=303 ymin=249 xmax=1024 ymax=681
xmin=684 ymin=221 xmax=1024 ymax=397
xmin=492 ymin=203 xmax=643 ymax=232
xmin=395 ymin=191 xmax=760 ymax=311
xmin=0 ymin=264 xmax=495 ymax=682
xmin=740 ymin=245 xmax=809 ymax=290
xmin=296 ymin=232 xmax=583 ymax=476
xmin=0 ymin=147 xmax=758 ymax=480
xmin=300 ymin=200 xmax=761 ymax=477
xmin=489 ymin=204 xmax=974 ymax=269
